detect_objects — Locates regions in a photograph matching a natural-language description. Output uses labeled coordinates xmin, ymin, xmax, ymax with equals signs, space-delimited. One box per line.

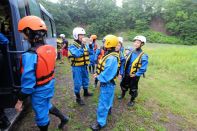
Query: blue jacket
xmin=68 ymin=42 xmax=93 ymax=58
xmin=125 ymin=49 xmax=148 ymax=77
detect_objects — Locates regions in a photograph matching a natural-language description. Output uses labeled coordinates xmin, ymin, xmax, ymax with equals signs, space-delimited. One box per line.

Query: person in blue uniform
xmin=68 ymin=27 xmax=93 ymax=106
xmin=118 ymin=35 xmax=148 ymax=107
xmin=91 ymin=35 xmax=120 ymax=131
xmin=116 ymin=37 xmax=126 ymax=80
xmin=88 ymin=35 xmax=98 ymax=74
xmin=15 ymin=16 xmax=68 ymax=131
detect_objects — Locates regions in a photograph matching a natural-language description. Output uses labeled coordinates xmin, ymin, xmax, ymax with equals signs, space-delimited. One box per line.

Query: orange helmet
xmin=90 ymin=35 xmax=97 ymax=40
xmin=18 ymin=16 xmax=47 ymax=32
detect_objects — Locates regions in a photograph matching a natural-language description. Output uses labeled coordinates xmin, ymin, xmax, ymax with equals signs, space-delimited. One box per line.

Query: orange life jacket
xmin=98 ymin=49 xmax=105 ymax=60
xmin=21 ymin=45 xmax=56 ymax=86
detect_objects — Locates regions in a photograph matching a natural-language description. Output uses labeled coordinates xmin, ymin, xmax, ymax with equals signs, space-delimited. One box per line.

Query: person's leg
xmin=31 ymin=96 xmax=50 ymax=131
xmin=72 ymin=67 xmax=84 ymax=105
xmin=94 ymin=78 xmax=98 ymax=88
xmin=88 ymin=65 xmax=91 ymax=73
xmin=118 ymin=75 xmax=130 ymax=99
xmin=92 ymin=65 xmax=95 ymax=74
xmin=82 ymin=66 xmax=93 ymax=97
xmin=49 ymin=102 xmax=69 ymax=129
xmin=128 ymin=77 xmax=140 ymax=107
xmin=38 ymin=122 xmax=49 ymax=131
xmin=91 ymin=84 xmax=115 ymax=129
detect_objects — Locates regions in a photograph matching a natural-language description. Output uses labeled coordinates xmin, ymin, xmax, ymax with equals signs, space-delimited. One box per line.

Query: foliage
xmin=38 ymin=0 xmax=197 ymax=45
xmin=122 ymin=30 xmax=184 ymax=45
xmin=163 ymin=0 xmax=197 ymax=45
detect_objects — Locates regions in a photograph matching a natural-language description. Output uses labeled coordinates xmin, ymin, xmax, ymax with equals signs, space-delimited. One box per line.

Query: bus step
xmin=2 ymin=108 xmax=20 ymax=131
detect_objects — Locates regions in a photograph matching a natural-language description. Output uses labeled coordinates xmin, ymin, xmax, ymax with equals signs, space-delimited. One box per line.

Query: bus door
xmin=0 ymin=0 xmax=27 ymax=108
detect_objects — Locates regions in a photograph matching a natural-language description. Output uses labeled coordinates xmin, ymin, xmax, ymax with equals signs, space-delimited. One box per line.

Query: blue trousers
xmin=97 ymin=82 xmax=115 ymax=127
xmin=31 ymin=80 xmax=54 ymax=126
xmin=71 ymin=65 xmax=89 ymax=94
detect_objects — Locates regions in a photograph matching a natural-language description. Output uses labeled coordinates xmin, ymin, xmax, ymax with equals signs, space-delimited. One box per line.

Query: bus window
xmin=51 ymin=20 xmax=57 ymax=37
xmin=43 ymin=14 xmax=53 ymax=38
xmin=28 ymin=0 xmax=41 ymax=17
xmin=17 ymin=0 xmax=27 ymax=18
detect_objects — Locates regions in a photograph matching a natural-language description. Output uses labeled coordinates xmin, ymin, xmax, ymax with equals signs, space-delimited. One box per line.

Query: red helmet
xmin=18 ymin=16 xmax=47 ymax=32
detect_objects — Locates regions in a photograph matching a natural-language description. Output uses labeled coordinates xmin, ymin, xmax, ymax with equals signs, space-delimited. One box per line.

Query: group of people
xmin=67 ymin=27 xmax=148 ymax=130
xmin=0 ymin=15 xmax=148 ymax=131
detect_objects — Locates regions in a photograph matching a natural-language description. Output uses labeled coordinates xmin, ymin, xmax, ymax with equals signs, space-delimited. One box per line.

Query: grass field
xmin=13 ymin=42 xmax=197 ymax=131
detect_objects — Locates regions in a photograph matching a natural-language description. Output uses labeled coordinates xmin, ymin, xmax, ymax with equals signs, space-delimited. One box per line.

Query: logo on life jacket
xmin=21 ymin=45 xmax=56 ymax=86
xmin=68 ymin=42 xmax=90 ymax=66
xmin=96 ymin=52 xmax=120 ymax=80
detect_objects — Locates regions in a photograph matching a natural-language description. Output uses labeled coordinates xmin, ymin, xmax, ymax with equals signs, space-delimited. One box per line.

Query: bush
xmin=122 ymin=30 xmax=185 ymax=44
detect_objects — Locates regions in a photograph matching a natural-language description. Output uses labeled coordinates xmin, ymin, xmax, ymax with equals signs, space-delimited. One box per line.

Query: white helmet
xmin=73 ymin=27 xmax=86 ymax=40
xmin=118 ymin=37 xmax=123 ymax=43
xmin=134 ymin=35 xmax=146 ymax=44
xmin=59 ymin=34 xmax=65 ymax=38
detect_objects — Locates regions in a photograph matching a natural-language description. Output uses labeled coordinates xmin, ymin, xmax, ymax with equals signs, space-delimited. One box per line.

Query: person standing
xmin=118 ymin=35 xmax=148 ymax=107
xmin=88 ymin=35 xmax=98 ymax=74
xmin=68 ymin=27 xmax=93 ymax=106
xmin=91 ymin=35 xmax=120 ymax=130
xmin=15 ymin=16 xmax=69 ymax=131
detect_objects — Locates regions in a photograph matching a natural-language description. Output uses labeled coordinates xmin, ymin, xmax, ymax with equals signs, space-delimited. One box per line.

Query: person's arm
xmin=20 ymin=53 xmax=37 ymax=95
xmin=15 ymin=53 xmax=37 ymax=112
xmin=119 ymin=56 xmax=126 ymax=76
xmin=136 ymin=54 xmax=148 ymax=77
xmin=96 ymin=56 xmax=118 ymax=83
xmin=94 ymin=49 xmax=100 ymax=63
xmin=61 ymin=44 xmax=66 ymax=50
xmin=61 ymin=40 xmax=68 ymax=49
xmin=87 ymin=43 xmax=94 ymax=55
xmin=68 ymin=44 xmax=84 ymax=58
xmin=0 ymin=33 xmax=9 ymax=45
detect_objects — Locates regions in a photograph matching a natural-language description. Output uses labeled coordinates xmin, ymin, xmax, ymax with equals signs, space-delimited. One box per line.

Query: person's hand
xmin=118 ymin=75 xmax=122 ymax=80
xmin=93 ymin=73 xmax=97 ymax=79
xmin=130 ymin=74 xmax=136 ymax=77
xmin=15 ymin=100 xmax=23 ymax=112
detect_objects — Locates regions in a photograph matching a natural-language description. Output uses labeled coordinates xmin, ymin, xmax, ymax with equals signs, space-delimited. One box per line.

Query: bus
xmin=0 ymin=0 xmax=57 ymax=129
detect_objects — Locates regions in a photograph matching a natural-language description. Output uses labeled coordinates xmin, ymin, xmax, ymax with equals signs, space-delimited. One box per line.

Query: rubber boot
xmin=83 ymin=89 xmax=93 ymax=97
xmin=118 ymin=90 xmax=126 ymax=100
xmin=0 ymin=116 xmax=11 ymax=129
xmin=49 ymin=106 xmax=69 ymax=129
xmin=38 ymin=123 xmax=49 ymax=131
xmin=90 ymin=122 xmax=102 ymax=131
xmin=75 ymin=93 xmax=85 ymax=105
xmin=127 ymin=97 xmax=135 ymax=107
